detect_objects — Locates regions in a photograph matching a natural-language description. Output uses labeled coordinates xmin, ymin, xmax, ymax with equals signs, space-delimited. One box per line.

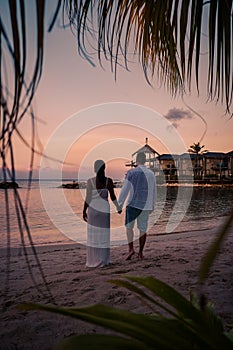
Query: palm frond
xmin=199 ymin=209 xmax=233 ymax=283
xmin=22 ymin=274 xmax=233 ymax=349
xmin=64 ymin=0 xmax=233 ymax=112
xmin=0 ymin=0 xmax=54 ymax=307
xmin=1 ymin=0 xmax=233 ymax=308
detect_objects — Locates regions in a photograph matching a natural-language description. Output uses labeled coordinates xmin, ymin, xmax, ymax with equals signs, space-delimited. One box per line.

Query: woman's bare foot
xmin=138 ymin=252 xmax=144 ymax=259
xmin=126 ymin=250 xmax=135 ymax=260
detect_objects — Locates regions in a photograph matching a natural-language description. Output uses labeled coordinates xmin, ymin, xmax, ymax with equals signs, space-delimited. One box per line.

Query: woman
xmin=83 ymin=160 xmax=121 ymax=267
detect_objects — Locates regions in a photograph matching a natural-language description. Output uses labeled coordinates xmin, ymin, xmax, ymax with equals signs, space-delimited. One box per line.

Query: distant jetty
xmin=61 ymin=181 xmax=86 ymax=189
xmin=60 ymin=178 xmax=233 ymax=189
xmin=61 ymin=181 xmax=123 ymax=189
xmin=0 ymin=181 xmax=19 ymax=189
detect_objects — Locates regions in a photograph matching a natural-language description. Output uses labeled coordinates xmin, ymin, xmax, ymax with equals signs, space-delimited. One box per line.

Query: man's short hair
xmin=136 ymin=152 xmax=146 ymax=164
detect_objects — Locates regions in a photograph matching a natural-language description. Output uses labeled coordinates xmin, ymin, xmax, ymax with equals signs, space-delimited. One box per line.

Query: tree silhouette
xmin=188 ymin=142 xmax=208 ymax=178
xmin=0 ymin=0 xmax=232 ymax=304
xmin=1 ymin=0 xmax=232 ymax=187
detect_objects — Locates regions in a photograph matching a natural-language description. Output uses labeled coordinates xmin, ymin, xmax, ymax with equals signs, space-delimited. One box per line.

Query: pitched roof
xmin=180 ymin=153 xmax=198 ymax=160
xmin=226 ymin=150 xmax=233 ymax=157
xmin=157 ymin=154 xmax=178 ymax=160
xmin=203 ymin=152 xmax=226 ymax=158
xmin=132 ymin=144 xmax=160 ymax=157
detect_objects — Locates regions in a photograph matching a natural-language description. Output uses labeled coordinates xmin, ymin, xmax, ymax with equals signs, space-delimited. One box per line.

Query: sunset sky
xmin=2 ymin=2 xmax=233 ymax=180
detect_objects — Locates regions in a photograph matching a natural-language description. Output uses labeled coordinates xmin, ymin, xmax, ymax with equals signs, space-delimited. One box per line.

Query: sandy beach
xmin=0 ymin=219 xmax=233 ymax=350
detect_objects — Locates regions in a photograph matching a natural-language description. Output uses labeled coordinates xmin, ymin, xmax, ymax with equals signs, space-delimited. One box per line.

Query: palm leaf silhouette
xmin=1 ymin=0 xmax=232 ymax=304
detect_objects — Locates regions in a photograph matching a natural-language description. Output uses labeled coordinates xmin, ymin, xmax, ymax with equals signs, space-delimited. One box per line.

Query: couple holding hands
xmin=83 ymin=152 xmax=156 ymax=268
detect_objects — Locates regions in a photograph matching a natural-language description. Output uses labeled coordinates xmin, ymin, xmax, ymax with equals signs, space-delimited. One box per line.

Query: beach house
xmin=127 ymin=140 xmax=233 ymax=183
xmin=126 ymin=138 xmax=160 ymax=172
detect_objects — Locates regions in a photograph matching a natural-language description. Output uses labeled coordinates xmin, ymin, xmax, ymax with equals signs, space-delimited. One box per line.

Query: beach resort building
xmin=128 ymin=139 xmax=233 ymax=182
xmin=126 ymin=138 xmax=160 ymax=173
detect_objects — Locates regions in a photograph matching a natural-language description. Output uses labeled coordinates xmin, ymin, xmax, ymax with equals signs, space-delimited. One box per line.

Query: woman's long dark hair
xmin=94 ymin=160 xmax=106 ymax=184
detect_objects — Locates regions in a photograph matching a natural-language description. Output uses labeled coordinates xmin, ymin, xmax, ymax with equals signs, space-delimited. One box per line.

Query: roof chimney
xmin=145 ymin=137 xmax=148 ymax=145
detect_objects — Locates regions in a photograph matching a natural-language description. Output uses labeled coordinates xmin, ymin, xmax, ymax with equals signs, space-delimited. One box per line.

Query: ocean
xmin=0 ymin=180 xmax=233 ymax=248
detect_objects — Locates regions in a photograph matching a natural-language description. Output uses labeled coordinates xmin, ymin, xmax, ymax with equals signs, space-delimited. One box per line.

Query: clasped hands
xmin=83 ymin=207 xmax=122 ymax=222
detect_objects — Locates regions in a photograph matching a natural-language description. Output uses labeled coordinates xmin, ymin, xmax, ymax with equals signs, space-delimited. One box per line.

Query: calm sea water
xmin=0 ymin=180 xmax=232 ymax=248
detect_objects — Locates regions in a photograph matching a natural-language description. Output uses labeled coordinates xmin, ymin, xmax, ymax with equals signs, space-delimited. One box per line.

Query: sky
xmin=2 ymin=2 xmax=233 ymax=180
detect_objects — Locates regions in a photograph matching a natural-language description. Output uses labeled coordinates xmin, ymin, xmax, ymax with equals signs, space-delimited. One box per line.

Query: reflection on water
xmin=152 ymin=185 xmax=233 ymax=234
xmin=160 ymin=186 xmax=232 ymax=220
xmin=0 ymin=180 xmax=232 ymax=247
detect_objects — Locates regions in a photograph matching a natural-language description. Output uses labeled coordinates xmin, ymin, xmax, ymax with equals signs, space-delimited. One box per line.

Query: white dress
xmin=86 ymin=179 xmax=110 ymax=267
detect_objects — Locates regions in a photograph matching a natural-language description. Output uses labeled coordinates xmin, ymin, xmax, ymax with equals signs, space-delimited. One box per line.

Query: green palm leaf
xmin=22 ymin=274 xmax=233 ymax=350
xmin=199 ymin=210 xmax=233 ymax=283
xmin=20 ymin=303 xmax=210 ymax=349
xmin=54 ymin=334 xmax=149 ymax=350
xmin=111 ymin=276 xmax=231 ymax=349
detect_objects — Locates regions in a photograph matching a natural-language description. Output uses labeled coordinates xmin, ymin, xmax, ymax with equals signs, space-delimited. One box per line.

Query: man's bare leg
xmin=126 ymin=228 xmax=135 ymax=260
xmin=138 ymin=232 xmax=147 ymax=259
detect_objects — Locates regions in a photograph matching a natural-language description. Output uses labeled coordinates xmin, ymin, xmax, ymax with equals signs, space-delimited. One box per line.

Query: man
xmin=118 ymin=152 xmax=156 ymax=260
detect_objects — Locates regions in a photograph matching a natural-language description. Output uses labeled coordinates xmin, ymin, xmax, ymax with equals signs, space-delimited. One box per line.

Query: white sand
xmin=0 ymin=219 xmax=233 ymax=350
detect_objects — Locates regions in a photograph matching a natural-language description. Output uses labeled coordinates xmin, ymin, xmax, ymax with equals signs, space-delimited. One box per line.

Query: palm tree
xmin=188 ymin=142 xmax=208 ymax=178
xmin=1 ymin=0 xmax=232 ymax=186
xmin=1 ymin=2 xmax=233 ymax=348
xmin=0 ymin=0 xmax=232 ymax=275
xmin=189 ymin=142 xmax=207 ymax=154
xmin=66 ymin=0 xmax=233 ymax=114
xmin=1 ymin=1 xmax=233 ymax=122
xmin=0 ymin=0 xmax=233 ymax=309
